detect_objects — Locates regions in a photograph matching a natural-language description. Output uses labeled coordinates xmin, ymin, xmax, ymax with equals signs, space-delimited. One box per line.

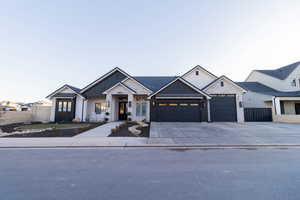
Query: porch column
xmin=207 ymin=99 xmax=211 ymax=122
xmin=106 ymin=94 xmax=113 ymax=121
xmin=82 ymin=100 xmax=88 ymax=122
xmin=128 ymin=94 xmax=134 ymax=120
xmin=274 ymin=97 xmax=281 ymax=115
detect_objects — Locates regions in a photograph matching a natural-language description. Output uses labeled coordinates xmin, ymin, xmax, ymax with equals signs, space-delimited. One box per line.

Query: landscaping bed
xmin=108 ymin=122 xmax=150 ymax=137
xmin=0 ymin=122 xmax=105 ymax=137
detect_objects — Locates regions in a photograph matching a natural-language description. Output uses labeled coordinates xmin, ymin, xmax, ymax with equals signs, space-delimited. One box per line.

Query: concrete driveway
xmin=149 ymin=122 xmax=300 ymax=145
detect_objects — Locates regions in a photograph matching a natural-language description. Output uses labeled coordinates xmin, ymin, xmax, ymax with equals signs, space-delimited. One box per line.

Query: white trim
xmin=121 ymin=77 xmax=153 ymax=93
xmin=103 ymin=82 xmax=136 ymax=94
xmin=155 ymin=97 xmax=204 ymax=99
xmin=182 ymin=65 xmax=218 ymax=79
xmin=203 ymin=76 xmax=247 ymax=93
xmin=275 ymin=96 xmax=300 ymax=101
xmin=47 ymin=85 xmax=85 ymax=99
xmin=148 ymin=77 xmax=211 ymax=99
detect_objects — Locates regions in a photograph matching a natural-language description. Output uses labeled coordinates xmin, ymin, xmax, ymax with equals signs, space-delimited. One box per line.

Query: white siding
xmin=182 ymin=67 xmax=216 ymax=89
xmin=242 ymin=91 xmax=272 ymax=108
xmin=204 ymin=78 xmax=245 ymax=122
xmin=86 ymin=98 xmax=106 ymax=122
xmin=75 ymin=96 xmax=84 ymax=121
xmin=123 ymin=79 xmax=151 ymax=94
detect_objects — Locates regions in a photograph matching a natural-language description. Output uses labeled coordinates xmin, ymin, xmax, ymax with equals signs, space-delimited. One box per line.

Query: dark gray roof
xmin=52 ymin=93 xmax=77 ymax=98
xmin=255 ymin=61 xmax=300 ymax=80
xmin=237 ymin=82 xmax=300 ymax=97
xmin=133 ymin=76 xmax=178 ymax=92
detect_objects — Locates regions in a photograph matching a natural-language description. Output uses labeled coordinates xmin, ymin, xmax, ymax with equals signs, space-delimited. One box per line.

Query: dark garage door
xmin=154 ymin=100 xmax=202 ymax=122
xmin=210 ymin=96 xmax=237 ymax=122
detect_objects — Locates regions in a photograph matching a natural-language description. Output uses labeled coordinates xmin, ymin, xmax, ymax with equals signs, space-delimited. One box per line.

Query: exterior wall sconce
xmin=128 ymin=101 xmax=132 ymax=108
xmin=152 ymin=101 xmax=155 ymax=106
xmin=239 ymin=101 xmax=243 ymax=108
xmin=107 ymin=101 xmax=110 ymax=108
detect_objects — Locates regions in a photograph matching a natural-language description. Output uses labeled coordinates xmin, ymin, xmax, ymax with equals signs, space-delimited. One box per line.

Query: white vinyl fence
xmin=0 ymin=106 xmax=51 ymax=125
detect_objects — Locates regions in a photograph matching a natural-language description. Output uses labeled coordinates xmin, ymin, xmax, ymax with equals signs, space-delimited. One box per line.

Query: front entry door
xmin=295 ymin=103 xmax=300 ymax=115
xmin=119 ymin=102 xmax=128 ymax=120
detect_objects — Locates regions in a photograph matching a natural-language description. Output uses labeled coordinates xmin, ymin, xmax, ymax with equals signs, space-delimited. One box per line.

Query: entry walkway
xmin=75 ymin=121 xmax=123 ymax=137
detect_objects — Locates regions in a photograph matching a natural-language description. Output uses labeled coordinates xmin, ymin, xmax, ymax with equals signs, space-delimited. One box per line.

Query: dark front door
xmin=118 ymin=102 xmax=128 ymax=120
xmin=295 ymin=103 xmax=300 ymax=115
xmin=55 ymin=99 xmax=75 ymax=122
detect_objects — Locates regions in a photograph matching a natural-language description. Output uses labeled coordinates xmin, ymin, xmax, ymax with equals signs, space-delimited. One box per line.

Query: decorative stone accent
xmin=136 ymin=121 xmax=149 ymax=127
xmin=128 ymin=125 xmax=141 ymax=135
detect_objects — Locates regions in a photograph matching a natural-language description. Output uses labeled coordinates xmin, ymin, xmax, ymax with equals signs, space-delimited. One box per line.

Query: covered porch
xmin=272 ymin=97 xmax=300 ymax=123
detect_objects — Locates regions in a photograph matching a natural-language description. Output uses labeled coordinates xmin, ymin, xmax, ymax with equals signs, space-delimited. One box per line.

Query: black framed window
xmin=95 ymin=103 xmax=106 ymax=114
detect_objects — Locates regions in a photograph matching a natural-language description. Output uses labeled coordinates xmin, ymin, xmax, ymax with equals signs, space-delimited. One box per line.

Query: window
xmin=292 ymin=79 xmax=296 ymax=87
xmin=136 ymin=102 xmax=147 ymax=116
xmin=95 ymin=103 xmax=106 ymax=114
xmin=169 ymin=103 xmax=178 ymax=106
xmin=57 ymin=100 xmax=72 ymax=112
xmin=58 ymin=102 xmax=62 ymax=112
xmin=190 ymin=103 xmax=199 ymax=106
xmin=67 ymin=102 xmax=72 ymax=112
xmin=159 ymin=103 xmax=167 ymax=106
xmin=195 ymin=71 xmax=199 ymax=76
xmin=180 ymin=103 xmax=188 ymax=106
xmin=220 ymin=81 xmax=224 ymax=87
xmin=63 ymin=102 xmax=68 ymax=112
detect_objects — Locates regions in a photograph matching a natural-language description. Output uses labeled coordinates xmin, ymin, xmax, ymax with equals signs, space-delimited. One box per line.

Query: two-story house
xmin=238 ymin=61 xmax=300 ymax=123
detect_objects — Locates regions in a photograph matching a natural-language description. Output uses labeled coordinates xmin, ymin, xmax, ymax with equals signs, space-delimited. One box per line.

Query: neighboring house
xmin=47 ymin=66 xmax=246 ymax=123
xmin=238 ymin=61 xmax=300 ymax=123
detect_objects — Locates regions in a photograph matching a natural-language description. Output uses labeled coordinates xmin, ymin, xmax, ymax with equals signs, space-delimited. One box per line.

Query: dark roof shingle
xmin=237 ymin=82 xmax=300 ymax=97
xmin=255 ymin=61 xmax=300 ymax=80
xmin=133 ymin=76 xmax=178 ymax=92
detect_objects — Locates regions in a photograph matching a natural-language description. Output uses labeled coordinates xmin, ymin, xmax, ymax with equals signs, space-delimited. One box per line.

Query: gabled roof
xmin=81 ymin=67 xmax=153 ymax=93
xmin=202 ymin=75 xmax=247 ymax=92
xmin=133 ymin=76 xmax=178 ymax=92
xmin=237 ymin=82 xmax=300 ymax=97
xmin=148 ymin=77 xmax=211 ymax=99
xmin=254 ymin=61 xmax=300 ymax=80
xmin=103 ymin=82 xmax=136 ymax=94
xmin=46 ymin=84 xmax=83 ymax=99
xmin=181 ymin=65 xmax=218 ymax=79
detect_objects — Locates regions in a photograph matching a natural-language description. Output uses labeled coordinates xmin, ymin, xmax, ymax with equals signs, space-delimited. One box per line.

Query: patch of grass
xmin=16 ymin=123 xmax=91 ymax=131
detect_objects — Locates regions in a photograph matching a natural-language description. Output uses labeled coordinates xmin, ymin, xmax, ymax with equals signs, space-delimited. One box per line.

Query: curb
xmin=0 ymin=144 xmax=300 ymax=149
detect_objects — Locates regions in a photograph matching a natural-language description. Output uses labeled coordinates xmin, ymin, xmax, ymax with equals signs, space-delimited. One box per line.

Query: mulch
xmin=108 ymin=122 xmax=150 ymax=137
xmin=0 ymin=122 xmax=104 ymax=137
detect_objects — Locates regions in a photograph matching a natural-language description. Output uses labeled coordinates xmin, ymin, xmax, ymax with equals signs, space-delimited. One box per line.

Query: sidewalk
xmin=75 ymin=122 xmax=122 ymax=137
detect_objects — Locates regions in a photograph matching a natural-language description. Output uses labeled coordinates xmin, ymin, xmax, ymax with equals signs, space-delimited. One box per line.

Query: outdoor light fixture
xmin=239 ymin=101 xmax=243 ymax=108
xmin=107 ymin=101 xmax=110 ymax=108
xmin=128 ymin=101 xmax=132 ymax=107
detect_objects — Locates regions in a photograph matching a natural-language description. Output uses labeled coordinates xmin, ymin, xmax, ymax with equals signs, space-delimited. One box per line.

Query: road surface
xmin=0 ymin=148 xmax=300 ymax=200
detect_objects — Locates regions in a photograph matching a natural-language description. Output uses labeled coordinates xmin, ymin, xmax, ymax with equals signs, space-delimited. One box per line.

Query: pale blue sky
xmin=2 ymin=0 xmax=300 ymax=102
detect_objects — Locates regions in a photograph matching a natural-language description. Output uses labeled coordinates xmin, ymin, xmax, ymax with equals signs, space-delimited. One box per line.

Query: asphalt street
xmin=1 ymin=148 xmax=300 ymax=200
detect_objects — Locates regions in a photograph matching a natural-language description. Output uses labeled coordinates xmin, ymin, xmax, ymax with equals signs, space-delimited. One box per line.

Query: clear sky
xmin=2 ymin=0 xmax=300 ymax=102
